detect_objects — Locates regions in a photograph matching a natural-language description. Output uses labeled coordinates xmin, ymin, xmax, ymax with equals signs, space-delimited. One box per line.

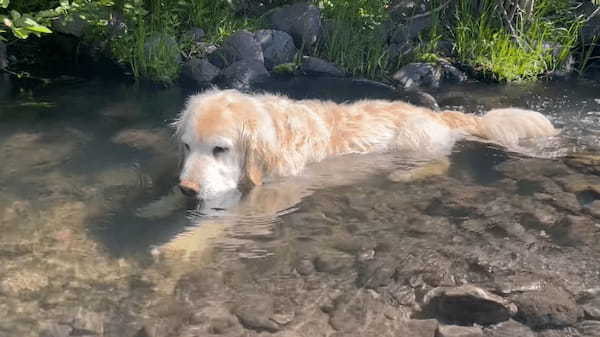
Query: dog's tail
xmin=437 ymin=108 xmax=558 ymax=148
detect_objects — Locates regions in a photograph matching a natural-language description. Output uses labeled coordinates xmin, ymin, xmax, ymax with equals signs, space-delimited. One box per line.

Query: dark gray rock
xmin=421 ymin=285 xmax=517 ymax=325
xmin=483 ymin=319 xmax=535 ymax=337
xmin=393 ymin=61 xmax=467 ymax=90
xmin=440 ymin=61 xmax=468 ymax=83
xmin=220 ymin=30 xmax=264 ymax=67
xmin=437 ymin=324 xmax=483 ymax=337
xmin=393 ymin=63 xmax=442 ymax=90
xmin=511 ymin=286 xmax=581 ymax=328
xmin=580 ymin=1 xmax=600 ymax=44
xmin=183 ymin=27 xmax=205 ymax=42
xmin=181 ymin=58 xmax=220 ymax=86
xmin=255 ymin=29 xmax=297 ymax=70
xmin=269 ymin=3 xmax=322 ymax=48
xmin=299 ymin=56 xmax=345 ymax=77
xmin=52 ymin=14 xmax=90 ymax=37
xmin=217 ymin=60 xmax=269 ymax=90
xmin=0 ymin=41 xmax=7 ymax=69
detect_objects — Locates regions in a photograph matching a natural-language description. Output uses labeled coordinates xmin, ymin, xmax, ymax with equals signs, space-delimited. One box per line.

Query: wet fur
xmin=173 ymin=89 xmax=557 ymax=199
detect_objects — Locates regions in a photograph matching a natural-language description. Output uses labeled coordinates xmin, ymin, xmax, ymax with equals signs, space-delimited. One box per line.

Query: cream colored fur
xmin=172 ymin=88 xmax=558 ymax=200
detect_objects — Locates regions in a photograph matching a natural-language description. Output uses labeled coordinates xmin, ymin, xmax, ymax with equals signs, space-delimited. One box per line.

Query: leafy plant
xmin=0 ymin=0 xmax=58 ymax=40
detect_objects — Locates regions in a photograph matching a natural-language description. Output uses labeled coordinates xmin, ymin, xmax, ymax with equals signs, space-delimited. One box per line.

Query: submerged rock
xmin=421 ymin=285 xmax=517 ymax=325
xmin=437 ymin=324 xmax=483 ymax=337
xmin=299 ymin=56 xmax=345 ymax=77
xmin=232 ymin=296 xmax=281 ymax=332
xmin=511 ymin=286 xmax=582 ymax=328
xmin=483 ymin=319 xmax=536 ymax=337
xmin=564 ymin=153 xmax=600 ymax=175
xmin=587 ymin=200 xmax=600 ymax=218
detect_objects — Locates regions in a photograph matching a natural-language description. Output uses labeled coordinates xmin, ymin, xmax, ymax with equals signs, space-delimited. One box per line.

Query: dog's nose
xmin=179 ymin=180 xmax=200 ymax=198
xmin=179 ymin=185 xmax=197 ymax=197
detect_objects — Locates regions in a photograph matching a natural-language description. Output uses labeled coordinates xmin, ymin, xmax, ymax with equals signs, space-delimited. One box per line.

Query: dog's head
xmin=172 ymin=89 xmax=276 ymax=200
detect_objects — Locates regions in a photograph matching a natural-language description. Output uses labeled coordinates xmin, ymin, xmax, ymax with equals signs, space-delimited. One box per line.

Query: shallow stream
xmin=1 ymin=75 xmax=600 ymax=337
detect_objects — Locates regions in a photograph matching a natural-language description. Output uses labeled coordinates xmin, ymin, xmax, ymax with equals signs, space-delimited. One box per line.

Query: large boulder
xmin=255 ymin=29 xmax=297 ymax=70
xmin=209 ymin=30 xmax=264 ymax=68
xmin=181 ymin=58 xmax=221 ymax=87
xmin=268 ymin=2 xmax=322 ymax=49
xmin=52 ymin=14 xmax=90 ymax=38
xmin=217 ymin=59 xmax=270 ymax=90
xmin=580 ymin=1 xmax=600 ymax=44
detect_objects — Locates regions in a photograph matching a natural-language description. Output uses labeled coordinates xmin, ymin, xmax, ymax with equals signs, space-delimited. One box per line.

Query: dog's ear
xmin=244 ymin=150 xmax=263 ymax=186
xmin=239 ymin=130 xmax=265 ymax=190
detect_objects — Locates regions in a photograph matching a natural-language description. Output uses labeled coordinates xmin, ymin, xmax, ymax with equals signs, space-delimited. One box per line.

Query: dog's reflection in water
xmin=139 ymin=153 xmax=451 ymax=268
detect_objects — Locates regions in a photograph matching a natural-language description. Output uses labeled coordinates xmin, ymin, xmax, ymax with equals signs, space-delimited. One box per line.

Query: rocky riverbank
xmin=3 ymin=1 xmax=600 ymax=88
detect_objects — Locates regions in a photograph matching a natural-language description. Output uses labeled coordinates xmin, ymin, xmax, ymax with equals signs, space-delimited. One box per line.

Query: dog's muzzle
xmin=179 ymin=179 xmax=200 ymax=198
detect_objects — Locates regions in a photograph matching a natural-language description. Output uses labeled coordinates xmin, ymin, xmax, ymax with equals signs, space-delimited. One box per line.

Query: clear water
xmin=1 ymin=75 xmax=599 ymax=336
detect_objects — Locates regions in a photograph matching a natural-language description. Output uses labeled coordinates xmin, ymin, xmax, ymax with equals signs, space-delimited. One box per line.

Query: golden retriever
xmin=172 ymin=88 xmax=557 ymax=201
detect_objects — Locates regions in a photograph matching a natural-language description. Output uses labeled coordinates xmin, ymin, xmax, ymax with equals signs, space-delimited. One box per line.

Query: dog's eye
xmin=184 ymin=143 xmax=190 ymax=151
xmin=212 ymin=146 xmax=228 ymax=156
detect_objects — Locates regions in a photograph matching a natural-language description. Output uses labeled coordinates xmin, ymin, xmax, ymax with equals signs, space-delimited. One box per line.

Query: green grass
xmin=317 ymin=0 xmax=393 ymax=80
xmin=187 ymin=0 xmax=261 ymax=45
xmin=452 ymin=0 xmax=583 ymax=81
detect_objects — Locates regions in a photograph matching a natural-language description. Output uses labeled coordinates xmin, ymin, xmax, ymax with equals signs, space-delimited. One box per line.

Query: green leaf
xmin=0 ymin=0 xmax=8 ymax=9
xmin=12 ymin=27 xmax=29 ymax=39
xmin=26 ymin=25 xmax=52 ymax=34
